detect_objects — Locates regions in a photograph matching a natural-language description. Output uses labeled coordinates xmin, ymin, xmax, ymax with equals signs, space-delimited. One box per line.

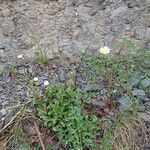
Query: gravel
xmin=132 ymin=88 xmax=146 ymax=98
xmin=0 ymin=0 xmax=149 ymax=62
xmin=140 ymin=77 xmax=150 ymax=88
xmin=118 ymin=94 xmax=132 ymax=111
xmin=0 ymin=0 xmax=149 ymax=148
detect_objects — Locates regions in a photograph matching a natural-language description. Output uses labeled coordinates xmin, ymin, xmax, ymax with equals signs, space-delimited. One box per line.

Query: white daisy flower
xmin=44 ymin=80 xmax=49 ymax=86
xmin=17 ymin=54 xmax=23 ymax=59
xmin=99 ymin=46 xmax=110 ymax=54
xmin=33 ymin=77 xmax=38 ymax=81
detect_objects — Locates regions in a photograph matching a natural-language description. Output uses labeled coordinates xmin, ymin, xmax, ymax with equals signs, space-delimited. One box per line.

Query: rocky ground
xmin=0 ymin=0 xmax=150 ymax=149
xmin=0 ymin=0 xmax=150 ymax=61
xmin=0 ymin=55 xmax=150 ymax=149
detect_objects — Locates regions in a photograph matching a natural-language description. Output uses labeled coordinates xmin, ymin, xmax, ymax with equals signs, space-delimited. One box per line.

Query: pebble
xmin=58 ymin=70 xmax=66 ymax=82
xmin=132 ymin=88 xmax=146 ymax=98
xmin=2 ymin=19 xmax=15 ymax=35
xmin=84 ymin=84 xmax=103 ymax=92
xmin=118 ymin=94 xmax=132 ymax=111
xmin=110 ymin=6 xmax=127 ymax=19
xmin=18 ymin=67 xmax=26 ymax=75
xmin=0 ymin=76 xmax=11 ymax=84
xmin=0 ymin=43 xmax=14 ymax=51
xmin=140 ymin=77 xmax=150 ymax=88
xmin=2 ymin=8 xmax=11 ymax=17
xmin=0 ymin=49 xmax=5 ymax=58
xmin=0 ymin=86 xmax=3 ymax=92
xmin=0 ymin=64 xmax=5 ymax=72
xmin=39 ymin=77 xmax=44 ymax=86
xmin=17 ymin=85 xmax=23 ymax=91
xmin=139 ymin=112 xmax=150 ymax=122
xmin=2 ymin=101 xmax=9 ymax=106
xmin=1 ymin=95 xmax=7 ymax=100
xmin=101 ymin=89 xmax=108 ymax=95
xmin=142 ymin=97 xmax=150 ymax=103
xmin=28 ymin=66 xmax=34 ymax=75
xmin=0 ymin=108 xmax=7 ymax=116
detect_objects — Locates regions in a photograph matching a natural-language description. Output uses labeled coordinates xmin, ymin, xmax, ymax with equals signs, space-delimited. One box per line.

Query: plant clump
xmin=35 ymin=85 xmax=100 ymax=149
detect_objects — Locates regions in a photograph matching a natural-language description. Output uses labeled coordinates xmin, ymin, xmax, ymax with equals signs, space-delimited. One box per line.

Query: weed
xmin=35 ymin=49 xmax=49 ymax=65
xmin=8 ymin=61 xmax=19 ymax=74
xmin=80 ymin=46 xmax=150 ymax=97
xmin=20 ymin=73 xmax=30 ymax=83
xmin=35 ymin=85 xmax=100 ymax=149
xmin=5 ymin=107 xmax=31 ymax=150
xmin=3 ymin=38 xmax=149 ymax=150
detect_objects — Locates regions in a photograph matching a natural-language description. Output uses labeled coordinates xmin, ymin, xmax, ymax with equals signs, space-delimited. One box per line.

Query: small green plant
xmin=80 ymin=47 xmax=150 ymax=97
xmin=9 ymin=61 xmax=19 ymax=74
xmin=35 ymin=49 xmax=49 ymax=65
xmin=36 ymin=85 xmax=99 ymax=149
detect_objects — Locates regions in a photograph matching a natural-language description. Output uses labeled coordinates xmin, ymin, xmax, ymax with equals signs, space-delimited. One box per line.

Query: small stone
xmin=39 ymin=77 xmax=44 ymax=86
xmin=2 ymin=8 xmax=11 ymax=17
xmin=101 ymin=89 xmax=108 ymax=94
xmin=139 ymin=112 xmax=150 ymax=122
xmin=0 ymin=64 xmax=5 ymax=72
xmin=99 ymin=0 xmax=106 ymax=3
xmin=142 ymin=97 xmax=149 ymax=103
xmin=17 ymin=85 xmax=22 ymax=91
xmin=58 ymin=70 xmax=66 ymax=82
xmin=118 ymin=94 xmax=132 ymax=111
xmin=84 ymin=84 xmax=102 ymax=92
xmin=18 ymin=67 xmax=26 ymax=75
xmin=1 ymin=95 xmax=7 ymax=100
xmin=76 ymin=77 xmax=87 ymax=84
xmin=0 ymin=108 xmax=7 ymax=116
xmin=110 ymin=6 xmax=127 ymax=19
xmin=0 ymin=50 xmax=5 ymax=59
xmin=2 ymin=19 xmax=15 ymax=35
xmin=0 ymin=43 xmax=14 ymax=51
xmin=0 ymin=77 xmax=11 ymax=84
xmin=132 ymin=89 xmax=146 ymax=98
xmin=129 ymin=78 xmax=140 ymax=87
xmin=0 ymin=86 xmax=3 ymax=92
xmin=140 ymin=77 xmax=150 ymax=88
xmin=2 ymin=101 xmax=9 ymax=106
xmin=52 ymin=63 xmax=57 ymax=69
xmin=28 ymin=66 xmax=34 ymax=74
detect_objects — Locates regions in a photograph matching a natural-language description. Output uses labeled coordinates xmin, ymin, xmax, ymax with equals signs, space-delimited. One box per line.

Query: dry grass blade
xmin=0 ymin=101 xmax=31 ymax=134
xmin=0 ymin=105 xmax=25 ymax=134
xmin=114 ymin=116 xmax=147 ymax=150
xmin=34 ymin=122 xmax=46 ymax=150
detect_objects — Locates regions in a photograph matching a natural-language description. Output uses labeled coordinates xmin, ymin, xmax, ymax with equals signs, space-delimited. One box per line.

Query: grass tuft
xmin=35 ymin=85 xmax=100 ymax=149
xmin=35 ymin=49 xmax=49 ymax=65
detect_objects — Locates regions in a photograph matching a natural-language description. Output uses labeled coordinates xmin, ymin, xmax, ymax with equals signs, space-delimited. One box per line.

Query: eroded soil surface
xmin=0 ymin=0 xmax=150 ymax=63
xmin=0 ymin=0 xmax=150 ymax=149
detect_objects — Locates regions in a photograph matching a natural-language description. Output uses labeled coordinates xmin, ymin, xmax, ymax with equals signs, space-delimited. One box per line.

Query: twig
xmin=34 ymin=122 xmax=46 ymax=150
